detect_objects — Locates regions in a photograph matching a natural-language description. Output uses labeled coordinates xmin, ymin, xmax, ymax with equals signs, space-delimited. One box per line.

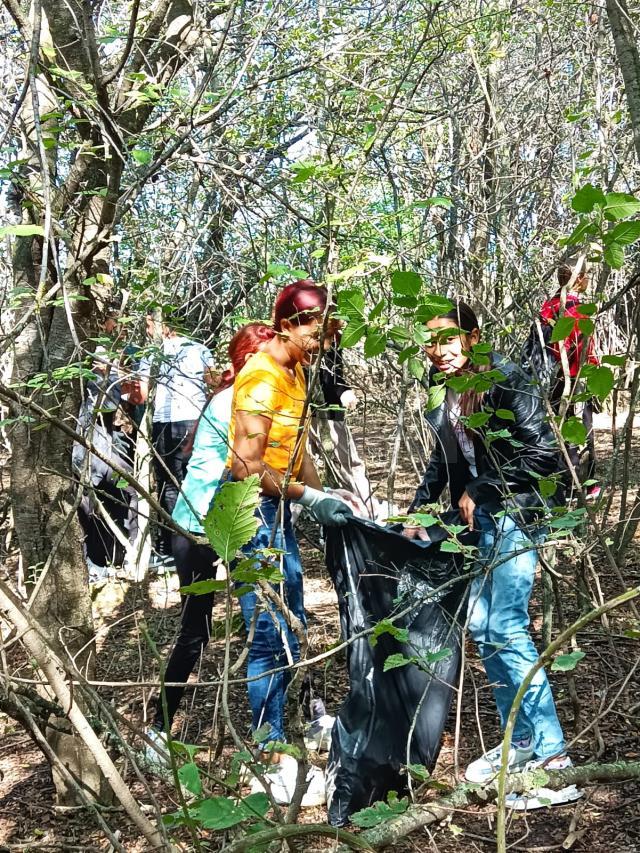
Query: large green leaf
xmin=609 ymin=220 xmax=640 ymax=245
xmin=550 ymin=316 xmax=576 ymax=343
xmin=604 ymin=241 xmax=625 ymax=270
xmin=178 ymin=762 xmax=202 ymax=796
xmin=604 ymin=192 xmax=640 ymax=220
xmin=203 ymin=476 xmax=261 ymax=563
xmin=571 ymin=183 xmax=605 ymax=213
xmin=551 ymin=650 xmax=586 ymax=672
xmin=391 ymin=270 xmax=422 ymax=297
xmin=561 ymin=416 xmax=587 ymax=445
xmin=586 ymin=365 xmax=614 ymax=400
xmin=415 ymin=294 xmax=455 ymax=323
xmin=364 ymin=329 xmax=387 ymax=357
xmin=341 ymin=321 xmax=367 ymax=348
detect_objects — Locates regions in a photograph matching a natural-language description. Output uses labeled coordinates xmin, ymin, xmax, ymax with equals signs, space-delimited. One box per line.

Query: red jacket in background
xmin=540 ymin=292 xmax=598 ymax=377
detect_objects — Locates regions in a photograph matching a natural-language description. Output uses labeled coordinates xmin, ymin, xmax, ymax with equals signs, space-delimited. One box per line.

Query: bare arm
xmin=229 ymin=409 xmax=306 ymax=499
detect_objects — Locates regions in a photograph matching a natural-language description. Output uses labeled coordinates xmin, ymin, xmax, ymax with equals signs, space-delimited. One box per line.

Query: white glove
xmin=297 ymin=487 xmax=353 ymax=527
xmin=340 ymin=389 xmax=358 ymax=411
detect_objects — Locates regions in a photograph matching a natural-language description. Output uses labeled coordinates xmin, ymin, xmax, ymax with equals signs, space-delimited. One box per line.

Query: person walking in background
xmin=308 ymin=335 xmax=379 ymax=519
xmin=138 ymin=310 xmax=217 ymax=567
xmin=521 ymin=256 xmax=600 ymax=499
xmin=404 ymin=300 xmax=583 ymax=811
xmin=146 ymin=323 xmax=275 ymax=759
xmin=228 ymin=279 xmax=352 ymax=807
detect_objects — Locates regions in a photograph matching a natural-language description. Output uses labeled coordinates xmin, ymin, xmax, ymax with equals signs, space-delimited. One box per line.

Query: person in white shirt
xmin=138 ymin=312 xmax=217 ymax=562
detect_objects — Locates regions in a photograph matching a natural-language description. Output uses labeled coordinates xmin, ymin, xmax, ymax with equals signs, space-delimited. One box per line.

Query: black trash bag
xmin=324 ymin=512 xmax=477 ymax=827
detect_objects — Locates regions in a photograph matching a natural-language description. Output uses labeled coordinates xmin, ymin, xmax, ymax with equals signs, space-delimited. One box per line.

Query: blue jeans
xmin=467 ymin=508 xmax=565 ymax=759
xmin=239 ymin=496 xmax=306 ymax=745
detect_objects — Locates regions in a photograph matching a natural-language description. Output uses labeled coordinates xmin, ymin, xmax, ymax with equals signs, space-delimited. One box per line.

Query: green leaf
xmin=179 ymin=579 xmax=227 ymax=596
xmin=341 ymin=321 xmax=367 ymax=348
xmin=364 ymin=329 xmax=387 ymax=358
xmin=551 ymin=650 xmax=586 ymax=672
xmin=602 ymin=354 xmax=626 ymax=367
xmin=561 ymin=416 xmax=587 ymax=445
xmin=0 ymin=224 xmax=45 ymax=237
xmin=391 ymin=270 xmax=422 ymax=298
xmin=439 ymin=539 xmax=462 ymax=552
xmin=577 ymin=318 xmax=594 ymax=337
xmin=571 ymin=184 xmax=605 ymax=213
xmin=464 ymin=411 xmax=491 ymax=428
xmin=604 ymin=241 xmax=625 ymax=269
xmin=383 ymin=653 xmax=414 ymax=672
xmin=421 ymin=647 xmax=453 ymax=664
xmin=415 ymin=295 xmax=455 ymax=323
xmin=548 ymin=508 xmax=587 ymax=529
xmin=565 ymin=219 xmax=597 ymax=246
xmin=178 ymin=762 xmax=202 ymax=796
xmin=370 ymin=619 xmax=409 ymax=647
xmin=495 ymin=408 xmax=515 ymax=421
xmin=406 ymin=763 xmax=431 ymax=781
xmin=413 ymin=196 xmax=453 ymax=209
xmin=408 ymin=357 xmax=425 ymax=381
xmin=550 ymin=316 xmax=576 ymax=343
xmin=351 ymin=795 xmax=409 ymax=828
xmin=203 ymin=476 xmax=261 ymax=563
xmin=132 ymin=148 xmax=153 ymax=165
xmin=604 ymin=192 xmax=640 ymax=220
xmin=192 ymin=796 xmax=251 ymax=830
xmin=609 ymin=220 xmax=640 ymax=245
xmin=538 ymin=477 xmax=558 ymax=498
xmin=586 ymin=365 xmax=614 ymax=400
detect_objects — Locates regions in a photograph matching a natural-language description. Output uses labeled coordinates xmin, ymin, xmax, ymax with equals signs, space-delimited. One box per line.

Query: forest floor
xmin=1 ymin=411 xmax=640 ymax=852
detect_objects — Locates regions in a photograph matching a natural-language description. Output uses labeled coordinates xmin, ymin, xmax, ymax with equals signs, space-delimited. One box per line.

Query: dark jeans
xmin=154 ymin=533 xmax=218 ymax=730
xmin=152 ymin=420 xmax=196 ymax=554
xmin=79 ymin=479 xmax=129 ymax=567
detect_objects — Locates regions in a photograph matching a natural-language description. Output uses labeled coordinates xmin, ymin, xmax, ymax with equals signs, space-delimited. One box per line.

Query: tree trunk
xmin=606 ymin=0 xmax=640 ymax=162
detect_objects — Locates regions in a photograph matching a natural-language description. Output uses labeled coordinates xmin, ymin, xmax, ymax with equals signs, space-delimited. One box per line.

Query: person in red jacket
xmin=542 ymin=259 xmax=600 ymax=499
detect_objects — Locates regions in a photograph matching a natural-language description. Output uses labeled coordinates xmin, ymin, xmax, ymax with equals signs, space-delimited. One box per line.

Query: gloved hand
xmin=339 ymin=389 xmax=358 ymax=411
xmin=298 ymin=486 xmax=354 ymax=527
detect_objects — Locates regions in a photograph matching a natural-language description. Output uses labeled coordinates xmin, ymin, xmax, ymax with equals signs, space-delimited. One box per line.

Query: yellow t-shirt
xmin=227 ymin=351 xmax=309 ymax=478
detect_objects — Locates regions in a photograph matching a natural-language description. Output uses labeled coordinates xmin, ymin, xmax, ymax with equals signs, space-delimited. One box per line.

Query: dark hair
xmin=557 ymin=256 xmax=587 ymax=288
xmin=184 ymin=322 xmax=276 ymax=456
xmin=433 ymin=300 xmax=488 ymax=421
xmin=273 ymin=279 xmax=329 ymax=331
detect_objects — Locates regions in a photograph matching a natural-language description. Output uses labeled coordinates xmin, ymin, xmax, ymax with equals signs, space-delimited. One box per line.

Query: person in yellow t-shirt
xmin=228 ymin=279 xmax=352 ymax=808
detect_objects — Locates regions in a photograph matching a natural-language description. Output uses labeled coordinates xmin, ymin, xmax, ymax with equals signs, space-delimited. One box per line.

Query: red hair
xmin=273 ymin=279 xmax=329 ymax=331
xmin=219 ymin=322 xmax=276 ymax=390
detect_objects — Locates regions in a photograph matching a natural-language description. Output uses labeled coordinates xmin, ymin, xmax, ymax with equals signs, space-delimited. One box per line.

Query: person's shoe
xmin=465 ymin=740 xmax=535 ymax=784
xmin=249 ymin=754 xmax=326 ymax=807
xmin=304 ymin=714 xmax=335 ymax=752
xmin=506 ymin=756 xmax=584 ymax=810
xmin=87 ymin=557 xmax=114 ymax=583
xmin=148 ymin=553 xmax=175 ymax=575
xmin=586 ymin=484 xmax=602 ymax=501
xmin=144 ymin=727 xmax=170 ymax=767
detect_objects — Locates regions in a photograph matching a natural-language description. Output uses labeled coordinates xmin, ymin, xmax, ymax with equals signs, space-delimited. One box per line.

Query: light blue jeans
xmin=467 ymin=507 xmax=565 ymax=759
xmin=239 ymin=496 xmax=306 ymax=745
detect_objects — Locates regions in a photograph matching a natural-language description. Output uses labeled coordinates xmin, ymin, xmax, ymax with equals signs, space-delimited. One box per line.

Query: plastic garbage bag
xmin=324 ymin=513 xmax=477 ymax=826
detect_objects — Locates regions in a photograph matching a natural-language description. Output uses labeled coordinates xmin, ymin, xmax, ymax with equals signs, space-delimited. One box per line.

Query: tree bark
xmin=606 ymin=0 xmax=640 ymax=163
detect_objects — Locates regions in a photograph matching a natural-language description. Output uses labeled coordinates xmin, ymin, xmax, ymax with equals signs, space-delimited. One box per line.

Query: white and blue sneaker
xmin=465 ymin=740 xmax=535 ymax=783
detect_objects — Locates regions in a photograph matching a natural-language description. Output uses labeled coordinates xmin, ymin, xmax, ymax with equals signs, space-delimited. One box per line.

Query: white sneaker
xmin=144 ymin=727 xmax=170 ymax=767
xmin=249 ymin=754 xmax=326 ymax=807
xmin=506 ymin=756 xmax=584 ymax=811
xmin=304 ymin=714 xmax=335 ymax=752
xmin=149 ymin=554 xmax=175 ymax=575
xmin=465 ymin=741 xmax=535 ymax=783
xmin=87 ymin=557 xmax=113 ymax=583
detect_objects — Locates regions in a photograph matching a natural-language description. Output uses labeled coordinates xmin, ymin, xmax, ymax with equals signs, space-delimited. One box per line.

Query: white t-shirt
xmin=139 ymin=336 xmax=214 ymax=423
xmin=446 ymin=388 xmax=478 ymax=477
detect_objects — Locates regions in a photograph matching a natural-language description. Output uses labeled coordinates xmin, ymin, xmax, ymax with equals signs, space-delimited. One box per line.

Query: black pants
xmin=154 ymin=533 xmax=218 ymax=730
xmin=152 ymin=420 xmax=196 ymax=554
xmin=550 ymin=386 xmax=596 ymax=485
xmin=79 ymin=478 xmax=130 ymax=567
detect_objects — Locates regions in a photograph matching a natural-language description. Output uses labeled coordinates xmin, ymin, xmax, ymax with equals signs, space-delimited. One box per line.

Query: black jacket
xmin=319 ymin=343 xmax=351 ymax=421
xmin=409 ymin=353 xmax=565 ymax=522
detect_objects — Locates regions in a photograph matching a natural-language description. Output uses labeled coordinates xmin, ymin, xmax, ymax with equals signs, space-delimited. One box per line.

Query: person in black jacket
xmin=309 ymin=338 xmax=378 ymax=518
xmin=404 ymin=300 xmax=582 ymax=811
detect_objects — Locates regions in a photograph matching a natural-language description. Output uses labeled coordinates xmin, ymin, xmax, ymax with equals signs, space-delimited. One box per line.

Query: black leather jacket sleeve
xmin=465 ymin=369 xmax=560 ymax=504
xmin=408 ymin=441 xmax=448 ymax=512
